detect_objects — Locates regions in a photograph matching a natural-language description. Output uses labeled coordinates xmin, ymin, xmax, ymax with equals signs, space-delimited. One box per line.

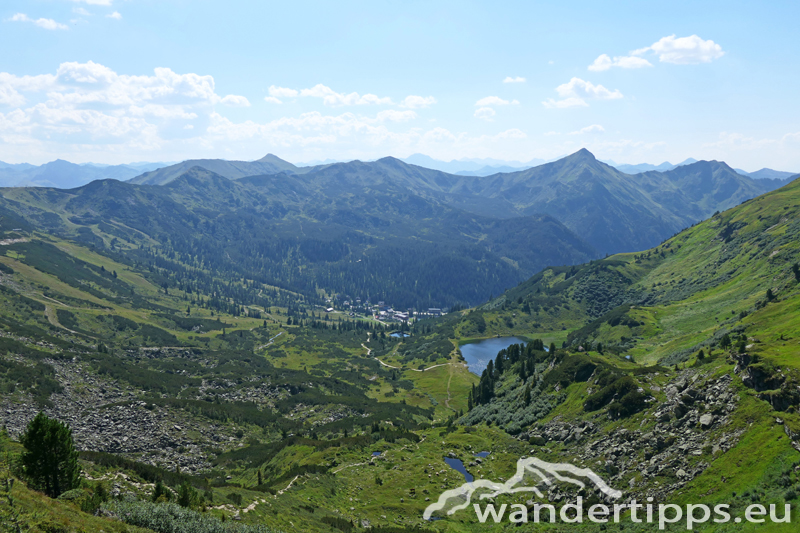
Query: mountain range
xmin=4 ymin=151 xmax=796 ymax=188
xmin=243 ymin=149 xmax=791 ymax=255
xmin=1 ymin=148 xmax=797 ymax=306
xmin=608 ymin=158 xmax=698 ymax=174
xmin=0 ymin=159 xmax=168 ymax=188
xmin=400 ymin=153 xmax=547 ymax=175
xmin=128 ymin=154 xmax=303 ymax=185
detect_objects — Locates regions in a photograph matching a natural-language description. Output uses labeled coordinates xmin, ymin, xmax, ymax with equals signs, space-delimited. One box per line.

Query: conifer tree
xmin=20 ymin=413 xmax=80 ymax=498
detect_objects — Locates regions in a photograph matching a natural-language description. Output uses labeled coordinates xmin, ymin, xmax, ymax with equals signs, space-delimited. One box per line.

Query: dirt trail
xmin=365 ymin=334 xmax=464 ymax=372
xmin=445 ymin=367 xmax=453 ymax=409
xmin=276 ymin=475 xmax=300 ymax=495
xmin=44 ymin=305 xmax=82 ymax=335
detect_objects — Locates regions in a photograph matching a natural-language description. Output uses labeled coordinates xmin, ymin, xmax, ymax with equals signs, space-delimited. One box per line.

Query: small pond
xmin=460 ymin=336 xmax=529 ymax=375
xmin=444 ymin=457 xmax=473 ymax=483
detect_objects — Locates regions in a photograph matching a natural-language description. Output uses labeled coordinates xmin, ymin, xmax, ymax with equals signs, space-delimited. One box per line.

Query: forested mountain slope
xmin=462 ymin=174 xmax=800 ymax=369
xmin=1 ymin=166 xmax=596 ymax=308
xmin=126 ymin=149 xmax=785 ymax=257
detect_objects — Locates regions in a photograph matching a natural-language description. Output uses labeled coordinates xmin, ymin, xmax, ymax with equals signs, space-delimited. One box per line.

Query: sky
xmin=1 ymin=0 xmax=799 ymax=171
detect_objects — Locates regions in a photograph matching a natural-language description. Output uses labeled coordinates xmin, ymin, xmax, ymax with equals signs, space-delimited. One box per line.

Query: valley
xmin=0 ymin=151 xmax=798 ymax=532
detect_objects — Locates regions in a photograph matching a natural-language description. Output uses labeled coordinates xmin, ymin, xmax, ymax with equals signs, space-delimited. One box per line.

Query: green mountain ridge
xmin=133 ymin=149 xmax=786 ymax=257
xmin=1 ymin=166 xmax=597 ymax=308
xmin=129 ymin=154 xmax=303 ymax=185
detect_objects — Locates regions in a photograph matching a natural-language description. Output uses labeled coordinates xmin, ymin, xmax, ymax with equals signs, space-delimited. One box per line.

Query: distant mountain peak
xmin=376 ymin=156 xmax=409 ymax=168
xmin=255 ymin=153 xmax=291 ymax=165
xmin=568 ymin=148 xmax=597 ymax=162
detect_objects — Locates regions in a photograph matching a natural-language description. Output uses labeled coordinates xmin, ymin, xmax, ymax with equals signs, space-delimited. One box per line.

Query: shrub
xmin=104 ymin=499 xmax=277 ymax=533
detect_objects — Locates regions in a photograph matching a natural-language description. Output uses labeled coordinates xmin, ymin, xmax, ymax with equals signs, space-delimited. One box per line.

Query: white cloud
xmin=0 ymin=62 xmax=536 ymax=165
xmin=10 ymin=13 xmax=68 ymax=30
xmin=543 ymin=77 xmax=622 ymax=108
xmin=556 ymin=78 xmax=623 ymax=100
xmin=71 ymin=0 xmax=113 ymax=5
xmin=702 ymin=131 xmax=777 ymax=151
xmin=298 ymin=84 xmax=393 ymax=106
xmin=632 ymin=35 xmax=724 ymax=65
xmin=375 ymin=110 xmax=416 ymax=122
xmin=268 ymin=83 xmax=392 ymax=107
xmin=503 ymin=76 xmax=526 ymax=83
xmin=220 ymin=94 xmax=250 ymax=107
xmin=588 ymin=53 xmax=652 ymax=71
xmin=400 ymin=95 xmax=436 ymax=108
xmin=569 ymin=124 xmax=605 ymax=135
xmin=474 ymin=107 xmax=495 ymax=121
xmin=0 ymin=61 xmax=253 ymax=155
xmin=73 ymin=7 xmax=91 ymax=16
xmin=268 ymin=85 xmax=298 ymax=98
xmin=542 ymin=97 xmax=588 ymax=109
xmin=475 ymin=96 xmax=519 ymax=106
xmin=107 ymin=11 xmax=122 ymax=20
xmin=496 ymin=129 xmax=526 ymax=140
xmin=267 ymin=86 xmax=433 ymax=109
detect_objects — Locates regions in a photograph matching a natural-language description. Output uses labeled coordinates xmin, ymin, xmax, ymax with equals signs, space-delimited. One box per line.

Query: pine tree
xmin=720 ymin=334 xmax=732 ymax=350
xmin=19 ymin=413 xmax=80 ymax=498
xmin=152 ymin=480 xmax=168 ymax=502
xmin=177 ymin=482 xmax=196 ymax=508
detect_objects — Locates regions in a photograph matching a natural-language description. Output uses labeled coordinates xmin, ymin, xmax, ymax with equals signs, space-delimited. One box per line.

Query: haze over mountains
xmin=5 ymin=151 xmax=796 ymax=188
xmin=0 ymin=160 xmax=168 ymax=188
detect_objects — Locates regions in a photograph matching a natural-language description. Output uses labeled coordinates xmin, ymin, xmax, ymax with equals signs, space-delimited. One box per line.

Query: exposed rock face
xmin=0 ymin=358 xmax=241 ymax=473
xmin=734 ymin=352 xmax=800 ymax=411
xmin=520 ymin=371 xmax=744 ymax=502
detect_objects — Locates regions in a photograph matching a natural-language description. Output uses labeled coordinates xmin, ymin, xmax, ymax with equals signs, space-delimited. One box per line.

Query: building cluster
xmin=321 ymin=296 xmax=447 ymax=323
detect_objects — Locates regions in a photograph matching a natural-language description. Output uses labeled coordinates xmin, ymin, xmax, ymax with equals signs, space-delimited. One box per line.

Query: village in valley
xmin=323 ymin=296 xmax=446 ymax=325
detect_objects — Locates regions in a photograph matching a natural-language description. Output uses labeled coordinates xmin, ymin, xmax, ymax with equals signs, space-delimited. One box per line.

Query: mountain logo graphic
xmin=423 ymin=456 xmax=623 ymax=520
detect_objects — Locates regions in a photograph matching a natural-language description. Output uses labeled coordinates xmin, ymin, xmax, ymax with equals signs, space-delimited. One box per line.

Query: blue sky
xmin=1 ymin=0 xmax=799 ymax=171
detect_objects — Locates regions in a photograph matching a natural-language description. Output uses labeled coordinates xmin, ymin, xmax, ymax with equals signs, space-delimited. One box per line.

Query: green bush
xmin=104 ymin=499 xmax=277 ymax=533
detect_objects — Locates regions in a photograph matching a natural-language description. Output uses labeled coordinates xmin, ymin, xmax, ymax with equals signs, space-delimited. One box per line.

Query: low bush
xmin=104 ymin=499 xmax=277 ymax=533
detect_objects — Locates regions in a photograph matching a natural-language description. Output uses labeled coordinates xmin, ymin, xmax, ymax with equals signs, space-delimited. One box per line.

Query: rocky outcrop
xmin=0 ymin=357 xmax=240 ymax=473
xmin=735 ymin=352 xmax=800 ymax=411
xmin=520 ymin=371 xmax=743 ymax=502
